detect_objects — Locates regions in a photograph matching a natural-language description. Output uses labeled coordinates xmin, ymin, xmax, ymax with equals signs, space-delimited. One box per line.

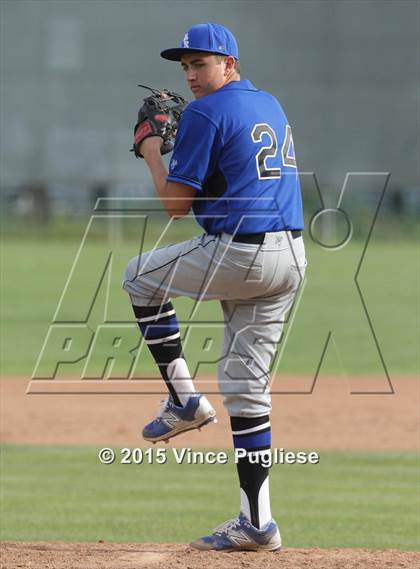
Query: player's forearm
xmin=143 ymin=151 xmax=168 ymax=200
xmin=143 ymin=150 xmax=182 ymax=217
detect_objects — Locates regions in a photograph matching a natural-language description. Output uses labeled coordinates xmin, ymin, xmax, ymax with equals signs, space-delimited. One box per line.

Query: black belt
xmin=230 ymin=230 xmax=302 ymax=245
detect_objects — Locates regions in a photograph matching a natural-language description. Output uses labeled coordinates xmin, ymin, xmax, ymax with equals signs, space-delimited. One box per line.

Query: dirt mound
xmin=1 ymin=542 xmax=419 ymax=569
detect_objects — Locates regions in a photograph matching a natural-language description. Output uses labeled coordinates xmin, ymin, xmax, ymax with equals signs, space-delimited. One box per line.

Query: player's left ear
xmin=223 ymin=55 xmax=236 ymax=75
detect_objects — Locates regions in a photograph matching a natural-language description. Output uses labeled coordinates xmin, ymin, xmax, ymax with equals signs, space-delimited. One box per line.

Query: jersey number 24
xmin=251 ymin=123 xmax=296 ymax=180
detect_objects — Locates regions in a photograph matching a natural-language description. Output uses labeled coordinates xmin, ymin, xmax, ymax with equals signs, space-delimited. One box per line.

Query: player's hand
xmin=138 ymin=135 xmax=164 ymax=158
xmin=131 ymin=87 xmax=187 ymax=159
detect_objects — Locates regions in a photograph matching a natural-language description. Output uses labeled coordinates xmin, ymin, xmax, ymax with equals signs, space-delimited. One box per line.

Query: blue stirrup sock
xmin=132 ymin=300 xmax=196 ymax=406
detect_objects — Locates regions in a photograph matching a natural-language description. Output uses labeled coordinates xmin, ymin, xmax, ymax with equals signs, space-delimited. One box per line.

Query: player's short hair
xmin=215 ymin=54 xmax=241 ymax=74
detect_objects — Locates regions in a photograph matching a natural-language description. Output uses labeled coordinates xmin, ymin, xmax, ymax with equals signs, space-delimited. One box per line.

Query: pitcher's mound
xmin=1 ymin=542 xmax=419 ymax=569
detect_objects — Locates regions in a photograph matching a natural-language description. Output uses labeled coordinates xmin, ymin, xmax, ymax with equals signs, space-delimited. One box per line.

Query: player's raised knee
xmin=122 ymin=255 xmax=141 ymax=291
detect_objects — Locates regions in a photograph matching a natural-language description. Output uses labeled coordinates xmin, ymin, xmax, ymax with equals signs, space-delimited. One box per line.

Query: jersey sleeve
xmin=167 ymin=108 xmax=221 ymax=191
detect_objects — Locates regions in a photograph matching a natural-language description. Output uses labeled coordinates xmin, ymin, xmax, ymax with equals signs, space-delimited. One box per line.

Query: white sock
xmin=167 ymin=358 xmax=196 ymax=405
xmin=240 ymin=477 xmax=272 ymax=528
xmin=257 ymin=477 xmax=272 ymax=527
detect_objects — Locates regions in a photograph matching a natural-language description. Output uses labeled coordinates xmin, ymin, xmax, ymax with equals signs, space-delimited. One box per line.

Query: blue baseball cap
xmin=161 ymin=22 xmax=239 ymax=62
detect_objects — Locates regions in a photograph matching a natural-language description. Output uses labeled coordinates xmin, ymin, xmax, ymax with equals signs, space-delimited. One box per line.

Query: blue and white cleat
xmin=190 ymin=512 xmax=281 ymax=552
xmin=142 ymin=394 xmax=217 ymax=443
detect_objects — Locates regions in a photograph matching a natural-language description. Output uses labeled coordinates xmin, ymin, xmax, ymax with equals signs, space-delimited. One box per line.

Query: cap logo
xmin=183 ymin=33 xmax=189 ymax=48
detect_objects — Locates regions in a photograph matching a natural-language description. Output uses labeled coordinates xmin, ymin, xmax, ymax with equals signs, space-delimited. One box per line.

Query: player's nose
xmin=185 ymin=68 xmax=197 ymax=82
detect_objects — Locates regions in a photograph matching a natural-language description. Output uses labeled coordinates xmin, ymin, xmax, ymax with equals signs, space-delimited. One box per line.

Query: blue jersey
xmin=167 ymin=79 xmax=304 ymax=235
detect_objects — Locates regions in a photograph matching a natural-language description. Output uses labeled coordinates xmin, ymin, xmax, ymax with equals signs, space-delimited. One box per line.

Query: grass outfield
xmin=1 ymin=230 xmax=418 ymax=377
xmin=1 ymin=445 xmax=419 ymax=550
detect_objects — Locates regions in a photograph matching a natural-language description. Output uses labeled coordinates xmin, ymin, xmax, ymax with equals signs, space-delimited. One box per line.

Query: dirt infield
xmin=1 ymin=376 xmax=419 ymax=568
xmin=1 ymin=376 xmax=418 ymax=449
xmin=1 ymin=542 xmax=420 ymax=569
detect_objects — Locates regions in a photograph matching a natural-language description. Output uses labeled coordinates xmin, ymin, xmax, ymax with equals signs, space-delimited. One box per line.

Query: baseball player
xmin=123 ymin=22 xmax=306 ymax=551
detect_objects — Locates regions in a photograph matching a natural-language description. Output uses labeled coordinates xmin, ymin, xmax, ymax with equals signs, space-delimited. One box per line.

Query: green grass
xmin=1 ymin=219 xmax=418 ymax=377
xmin=1 ymin=445 xmax=419 ymax=549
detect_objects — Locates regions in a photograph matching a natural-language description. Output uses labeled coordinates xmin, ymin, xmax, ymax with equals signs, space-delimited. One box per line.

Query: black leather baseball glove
xmin=132 ymin=85 xmax=187 ymax=158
